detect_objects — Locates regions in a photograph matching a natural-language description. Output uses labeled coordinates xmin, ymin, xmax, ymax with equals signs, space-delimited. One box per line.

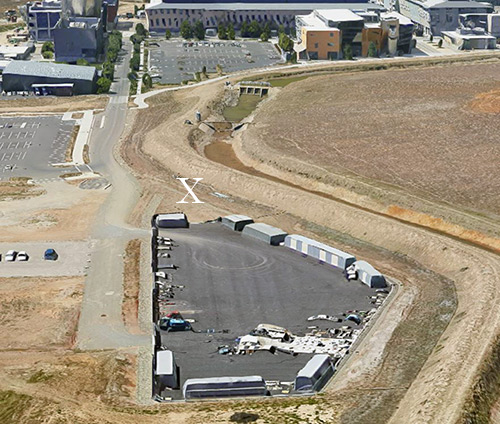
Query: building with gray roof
xmin=146 ymin=0 xmax=384 ymax=33
xmin=2 ymin=61 xmax=98 ymax=94
xmin=397 ymin=0 xmax=493 ymax=35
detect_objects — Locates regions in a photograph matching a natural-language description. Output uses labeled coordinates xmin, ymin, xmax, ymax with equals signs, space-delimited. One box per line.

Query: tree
xmin=142 ymin=73 xmax=153 ymax=89
xmin=240 ymin=21 xmax=249 ymax=37
xmin=260 ymin=32 xmax=269 ymax=42
xmin=202 ymin=65 xmax=207 ymax=77
xmin=96 ymin=76 xmax=112 ymax=94
xmin=227 ymin=22 xmax=235 ymax=40
xmin=343 ymin=44 xmax=353 ymax=60
xmin=367 ymin=41 xmax=377 ymax=57
xmin=102 ymin=61 xmax=115 ymax=80
xmin=278 ymin=33 xmax=293 ymax=52
xmin=437 ymin=39 xmax=443 ymax=48
xmin=41 ymin=41 xmax=54 ymax=53
xmin=180 ymin=20 xmax=192 ymax=39
xmin=129 ymin=53 xmax=140 ymax=71
xmin=290 ymin=27 xmax=296 ymax=38
xmin=218 ymin=22 xmax=227 ymax=40
xmin=42 ymin=50 xmax=53 ymax=59
xmin=193 ymin=20 xmax=205 ymax=40
xmin=248 ymin=21 xmax=261 ymax=38
xmin=136 ymin=22 xmax=147 ymax=37
xmin=430 ymin=34 xmax=434 ymax=42
xmin=278 ymin=24 xmax=286 ymax=35
xmin=76 ymin=58 xmax=89 ymax=66
xmin=165 ymin=28 xmax=172 ymax=40
xmin=216 ymin=63 xmax=223 ymax=75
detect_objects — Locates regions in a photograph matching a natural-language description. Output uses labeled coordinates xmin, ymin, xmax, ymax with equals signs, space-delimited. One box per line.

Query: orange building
xmin=296 ymin=26 xmax=342 ymax=60
xmin=295 ymin=9 xmax=415 ymax=60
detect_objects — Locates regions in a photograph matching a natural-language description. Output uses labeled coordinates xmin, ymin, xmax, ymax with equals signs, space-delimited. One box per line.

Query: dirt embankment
xmin=123 ymin=239 xmax=142 ymax=333
xmin=0 ymin=95 xmax=108 ymax=114
xmin=117 ymin=78 xmax=500 ymax=424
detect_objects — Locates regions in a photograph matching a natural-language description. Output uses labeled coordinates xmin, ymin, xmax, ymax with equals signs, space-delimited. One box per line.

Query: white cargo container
xmin=183 ymin=375 xmax=267 ymax=399
xmin=242 ymin=223 xmax=287 ymax=245
xmin=284 ymin=234 xmax=356 ymax=270
xmin=155 ymin=213 xmax=189 ymax=228
xmin=295 ymin=354 xmax=335 ymax=392
xmin=155 ymin=350 xmax=178 ymax=389
xmin=221 ymin=214 xmax=254 ymax=231
xmin=353 ymin=260 xmax=387 ymax=288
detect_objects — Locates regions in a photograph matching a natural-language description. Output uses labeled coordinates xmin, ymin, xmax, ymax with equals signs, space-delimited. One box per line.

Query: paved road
xmin=77 ymin=39 xmax=149 ymax=350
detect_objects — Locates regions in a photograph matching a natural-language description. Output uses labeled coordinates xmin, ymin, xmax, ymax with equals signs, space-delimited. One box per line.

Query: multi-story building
xmin=145 ymin=0 xmax=384 ymax=34
xmin=294 ymin=9 xmax=414 ymax=59
xmin=397 ymin=0 xmax=493 ymax=36
xmin=53 ymin=17 xmax=104 ymax=62
xmin=24 ymin=0 xmax=62 ymax=41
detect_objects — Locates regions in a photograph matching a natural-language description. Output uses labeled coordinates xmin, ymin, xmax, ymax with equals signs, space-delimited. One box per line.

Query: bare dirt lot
xmin=0 ymin=180 xmax=107 ymax=242
xmin=238 ymin=62 xmax=500 ymax=241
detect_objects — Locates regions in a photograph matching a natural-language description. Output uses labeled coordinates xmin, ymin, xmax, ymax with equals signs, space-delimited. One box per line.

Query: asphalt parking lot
xmin=149 ymin=40 xmax=283 ymax=84
xmin=156 ymin=223 xmax=377 ymax=398
xmin=0 ymin=116 xmax=75 ymax=181
xmin=0 ymin=241 xmax=92 ymax=277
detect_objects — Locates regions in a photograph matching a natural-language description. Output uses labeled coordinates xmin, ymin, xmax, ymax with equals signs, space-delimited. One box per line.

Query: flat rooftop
xmin=147 ymin=1 xmax=384 ymax=11
xmin=156 ymin=222 xmax=378 ymax=399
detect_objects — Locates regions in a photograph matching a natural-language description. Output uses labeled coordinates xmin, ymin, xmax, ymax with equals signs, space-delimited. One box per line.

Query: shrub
xmin=136 ymin=23 xmax=147 ymax=37
xmin=165 ymin=29 xmax=172 ymax=40
xmin=41 ymin=41 xmax=54 ymax=53
xmin=142 ymin=73 xmax=152 ymax=88
xmin=367 ymin=41 xmax=377 ymax=58
xmin=218 ymin=23 xmax=227 ymax=40
xmin=42 ymin=50 xmax=53 ymax=59
xmin=96 ymin=76 xmax=112 ymax=94
xmin=76 ymin=58 xmax=89 ymax=66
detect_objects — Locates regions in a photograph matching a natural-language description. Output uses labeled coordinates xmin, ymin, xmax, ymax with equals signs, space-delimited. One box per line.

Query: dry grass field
xmin=242 ymin=62 xmax=500 ymax=218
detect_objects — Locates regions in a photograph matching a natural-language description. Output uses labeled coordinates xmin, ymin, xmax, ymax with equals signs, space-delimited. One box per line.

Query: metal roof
xmin=3 ymin=60 xmax=97 ymax=81
xmin=157 ymin=213 xmax=187 ymax=220
xmin=353 ymin=260 xmax=383 ymax=276
xmin=296 ymin=354 xmax=332 ymax=378
xmin=146 ymin=1 xmax=384 ymax=11
xmin=223 ymin=214 xmax=254 ymax=223
xmin=183 ymin=375 xmax=265 ymax=388
xmin=244 ymin=222 xmax=287 ymax=237
xmin=286 ymin=234 xmax=355 ymax=260
xmin=155 ymin=350 xmax=174 ymax=375
xmin=316 ymin=8 xmax=365 ymax=21
xmin=425 ymin=0 xmax=492 ymax=8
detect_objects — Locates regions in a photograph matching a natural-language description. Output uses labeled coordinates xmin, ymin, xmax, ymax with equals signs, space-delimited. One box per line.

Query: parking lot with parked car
xmin=0 ymin=241 xmax=91 ymax=277
xmin=148 ymin=40 xmax=283 ymax=84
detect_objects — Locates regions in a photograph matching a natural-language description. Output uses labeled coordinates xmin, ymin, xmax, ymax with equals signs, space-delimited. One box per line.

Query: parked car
xmin=5 ymin=250 xmax=17 ymax=261
xmin=17 ymin=251 xmax=29 ymax=261
xmin=44 ymin=248 xmax=58 ymax=260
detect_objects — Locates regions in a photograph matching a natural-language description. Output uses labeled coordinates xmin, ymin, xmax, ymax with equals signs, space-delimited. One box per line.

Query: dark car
xmin=44 ymin=248 xmax=58 ymax=260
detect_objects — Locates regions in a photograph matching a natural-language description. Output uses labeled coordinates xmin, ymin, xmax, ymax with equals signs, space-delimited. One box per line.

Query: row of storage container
xmin=284 ymin=234 xmax=356 ymax=270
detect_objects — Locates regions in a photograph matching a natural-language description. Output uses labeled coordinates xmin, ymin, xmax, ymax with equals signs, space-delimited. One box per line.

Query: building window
xmin=314 ymin=42 xmax=318 ymax=48
xmin=162 ymin=18 xmax=166 ymax=26
xmin=169 ymin=18 xmax=171 ymax=25
xmin=330 ymin=32 xmax=334 ymax=37
xmin=327 ymin=42 xmax=334 ymax=46
xmin=150 ymin=19 xmax=154 ymax=27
